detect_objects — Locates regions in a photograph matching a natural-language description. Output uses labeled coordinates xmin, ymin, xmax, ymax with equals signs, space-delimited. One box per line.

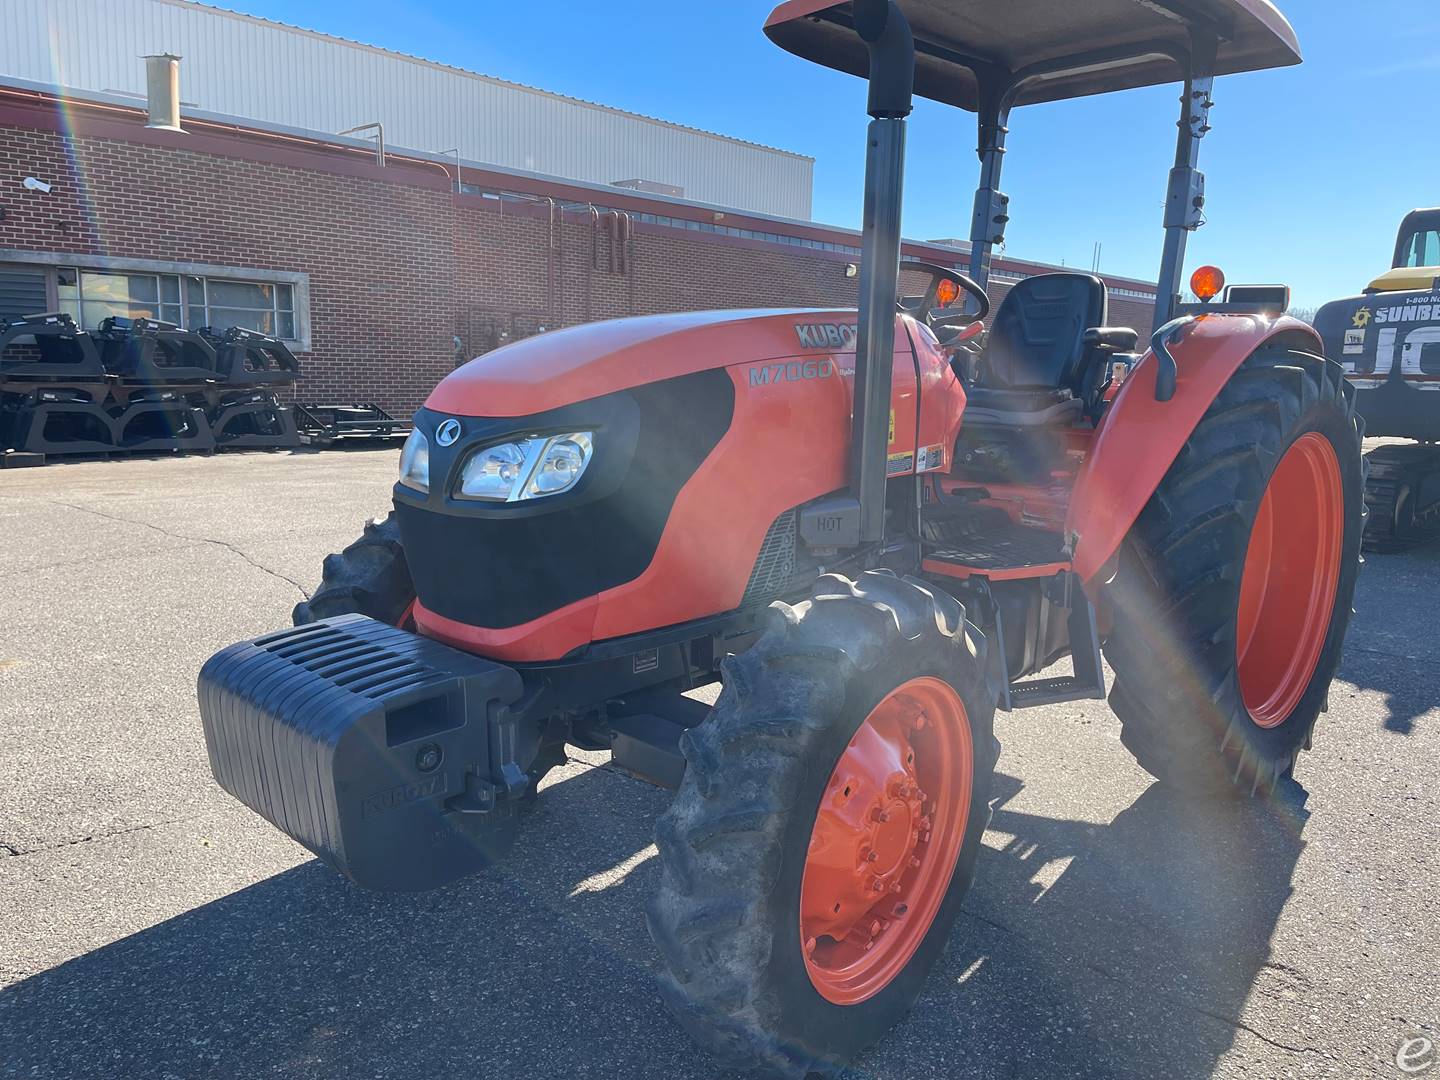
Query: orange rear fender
xmin=1067 ymin=314 xmax=1322 ymax=584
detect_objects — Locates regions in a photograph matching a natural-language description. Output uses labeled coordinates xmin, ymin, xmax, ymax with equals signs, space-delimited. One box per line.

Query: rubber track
xmin=1361 ymin=444 xmax=1440 ymax=552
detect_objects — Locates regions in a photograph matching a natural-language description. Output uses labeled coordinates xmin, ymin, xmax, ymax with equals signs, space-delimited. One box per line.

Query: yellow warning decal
xmin=886 ymin=451 xmax=915 ymax=476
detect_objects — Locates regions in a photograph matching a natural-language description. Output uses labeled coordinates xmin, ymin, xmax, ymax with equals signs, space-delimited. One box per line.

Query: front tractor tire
xmin=1106 ymin=347 xmax=1364 ymax=796
xmin=648 ymin=571 xmax=998 ymax=1078
xmin=292 ymin=512 xmax=416 ymax=627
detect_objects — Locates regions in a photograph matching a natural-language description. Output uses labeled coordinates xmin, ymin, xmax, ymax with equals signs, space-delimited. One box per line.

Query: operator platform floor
xmin=1 ymin=443 xmax=1436 ymax=1080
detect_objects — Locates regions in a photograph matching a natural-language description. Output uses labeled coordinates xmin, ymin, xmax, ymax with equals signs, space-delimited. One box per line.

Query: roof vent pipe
xmin=338 ymin=123 xmax=386 ymax=167
xmin=142 ymin=53 xmax=185 ymax=132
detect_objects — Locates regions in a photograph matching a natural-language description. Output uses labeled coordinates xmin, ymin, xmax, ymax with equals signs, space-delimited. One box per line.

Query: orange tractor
xmin=199 ymin=1 xmax=1362 ymax=1073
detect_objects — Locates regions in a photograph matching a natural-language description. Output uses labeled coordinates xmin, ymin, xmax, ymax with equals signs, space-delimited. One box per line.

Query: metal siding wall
xmin=6 ymin=0 xmax=813 ymax=219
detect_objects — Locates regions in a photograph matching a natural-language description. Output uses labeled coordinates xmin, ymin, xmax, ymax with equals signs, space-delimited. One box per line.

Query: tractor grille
xmin=741 ymin=510 xmax=798 ymax=606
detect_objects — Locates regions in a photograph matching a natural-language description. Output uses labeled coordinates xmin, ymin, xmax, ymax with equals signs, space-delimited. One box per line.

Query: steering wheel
xmin=898 ymin=260 xmax=990 ymax=326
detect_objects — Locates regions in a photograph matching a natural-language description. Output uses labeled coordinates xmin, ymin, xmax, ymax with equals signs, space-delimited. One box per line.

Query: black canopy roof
xmin=764 ymin=0 xmax=1301 ymax=109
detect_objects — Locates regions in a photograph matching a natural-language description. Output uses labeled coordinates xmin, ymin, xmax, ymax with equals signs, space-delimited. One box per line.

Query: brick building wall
xmin=0 ymin=90 xmax=1157 ymax=417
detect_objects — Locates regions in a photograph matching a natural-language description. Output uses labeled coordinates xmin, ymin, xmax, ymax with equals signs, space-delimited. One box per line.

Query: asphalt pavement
xmin=1 ymin=446 xmax=1436 ymax=1079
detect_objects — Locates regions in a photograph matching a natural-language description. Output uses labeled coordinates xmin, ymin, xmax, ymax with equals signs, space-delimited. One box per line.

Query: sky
xmin=227 ymin=1 xmax=1435 ymax=310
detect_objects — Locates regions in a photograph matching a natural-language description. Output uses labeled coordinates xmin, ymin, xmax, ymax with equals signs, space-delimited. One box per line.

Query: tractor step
xmin=1006 ymin=674 xmax=1106 ymax=709
xmin=991 ymin=571 xmax=1108 ymax=712
xmin=921 ymin=522 xmax=1070 ymax=581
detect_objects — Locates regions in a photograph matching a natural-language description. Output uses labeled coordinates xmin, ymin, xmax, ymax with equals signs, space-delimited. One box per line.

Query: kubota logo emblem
xmin=435 ymin=418 xmax=461 ymax=446
xmin=748 ymin=359 xmax=837 ymax=388
xmin=361 ymin=773 xmax=447 ymax=818
xmin=795 ymin=323 xmax=858 ymax=350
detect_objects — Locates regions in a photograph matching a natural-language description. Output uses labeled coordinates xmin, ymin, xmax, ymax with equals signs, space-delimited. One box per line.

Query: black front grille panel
xmin=397 ymin=369 xmax=735 ymax=632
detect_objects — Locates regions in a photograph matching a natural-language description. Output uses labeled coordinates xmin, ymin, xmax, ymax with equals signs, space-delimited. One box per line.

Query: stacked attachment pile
xmin=0 ymin=314 xmax=302 ymax=460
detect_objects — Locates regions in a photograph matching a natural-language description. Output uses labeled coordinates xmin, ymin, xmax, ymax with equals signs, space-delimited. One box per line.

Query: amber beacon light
xmin=1191 ymin=264 xmax=1226 ymax=302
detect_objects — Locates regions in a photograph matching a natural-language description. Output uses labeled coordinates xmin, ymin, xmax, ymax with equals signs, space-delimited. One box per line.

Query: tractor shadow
xmin=870 ymin=771 xmax=1312 ymax=1079
xmin=1339 ymin=543 xmax=1440 ymax=734
xmin=0 ymin=760 xmax=726 ymax=1080
xmin=0 ymin=762 xmax=1309 ymax=1080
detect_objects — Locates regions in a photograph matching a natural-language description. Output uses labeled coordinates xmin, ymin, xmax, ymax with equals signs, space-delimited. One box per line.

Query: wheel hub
xmin=800 ymin=677 xmax=973 ymax=1005
xmin=1236 ymin=432 xmax=1344 ymax=728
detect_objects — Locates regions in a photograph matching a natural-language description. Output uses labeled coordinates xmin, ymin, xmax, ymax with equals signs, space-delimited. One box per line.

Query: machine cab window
xmin=1401 ymin=228 xmax=1440 ymax=267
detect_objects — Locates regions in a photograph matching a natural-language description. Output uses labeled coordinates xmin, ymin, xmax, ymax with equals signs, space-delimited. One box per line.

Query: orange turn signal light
xmin=936 ymin=278 xmax=961 ymax=308
xmin=1191 ymin=264 xmax=1226 ymax=302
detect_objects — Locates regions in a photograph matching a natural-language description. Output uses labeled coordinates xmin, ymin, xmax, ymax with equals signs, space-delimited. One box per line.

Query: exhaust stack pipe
xmin=143 ymin=53 xmax=185 ymax=133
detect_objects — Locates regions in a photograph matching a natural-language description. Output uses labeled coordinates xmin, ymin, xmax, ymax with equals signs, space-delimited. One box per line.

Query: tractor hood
xmin=427 ymin=308 xmax=862 ymax=418
xmin=1367 ymin=266 xmax=1440 ymax=294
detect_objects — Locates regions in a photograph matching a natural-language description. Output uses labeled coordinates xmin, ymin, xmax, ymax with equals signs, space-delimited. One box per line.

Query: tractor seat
xmin=965 ymin=272 xmax=1133 ymax=423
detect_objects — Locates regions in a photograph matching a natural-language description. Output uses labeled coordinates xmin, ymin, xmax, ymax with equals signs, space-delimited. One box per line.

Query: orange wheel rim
xmin=1236 ymin=433 xmax=1344 ymax=729
xmin=799 ymin=676 xmax=973 ymax=1005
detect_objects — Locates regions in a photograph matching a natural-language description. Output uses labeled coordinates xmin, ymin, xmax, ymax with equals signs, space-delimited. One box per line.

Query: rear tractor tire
xmin=292 ymin=512 xmax=416 ymax=628
xmin=648 ymin=571 xmax=998 ymax=1077
xmin=1105 ymin=348 xmax=1364 ymax=796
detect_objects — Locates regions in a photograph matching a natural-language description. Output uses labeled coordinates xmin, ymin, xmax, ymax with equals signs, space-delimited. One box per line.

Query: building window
xmin=58 ymin=268 xmax=182 ymax=328
xmin=186 ymin=278 xmax=296 ymax=339
xmin=56 ymin=267 xmax=297 ymax=341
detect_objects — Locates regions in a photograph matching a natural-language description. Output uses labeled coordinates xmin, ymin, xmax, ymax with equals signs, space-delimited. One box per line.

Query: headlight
xmin=398 ymin=428 xmax=429 ymax=492
xmin=458 ymin=440 xmax=530 ymax=501
xmin=527 ymin=432 xmax=593 ymax=497
xmin=457 ymin=431 xmax=594 ymax=502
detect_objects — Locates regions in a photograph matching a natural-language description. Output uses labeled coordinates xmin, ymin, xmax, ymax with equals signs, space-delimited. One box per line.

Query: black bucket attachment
xmin=210 ymin=390 xmax=300 ymax=449
xmin=112 ymin=395 xmax=216 ymax=452
xmin=97 ymin=317 xmax=218 ymax=383
xmin=204 ymin=326 xmax=301 ymax=385
xmin=0 ymin=313 xmax=106 ymax=379
xmin=199 ymin=614 xmax=523 ymax=892
xmin=0 ymin=385 xmax=117 ymax=454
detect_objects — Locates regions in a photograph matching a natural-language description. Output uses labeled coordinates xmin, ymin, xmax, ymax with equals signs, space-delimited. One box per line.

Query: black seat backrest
xmin=983 ymin=273 xmax=1107 ymax=392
